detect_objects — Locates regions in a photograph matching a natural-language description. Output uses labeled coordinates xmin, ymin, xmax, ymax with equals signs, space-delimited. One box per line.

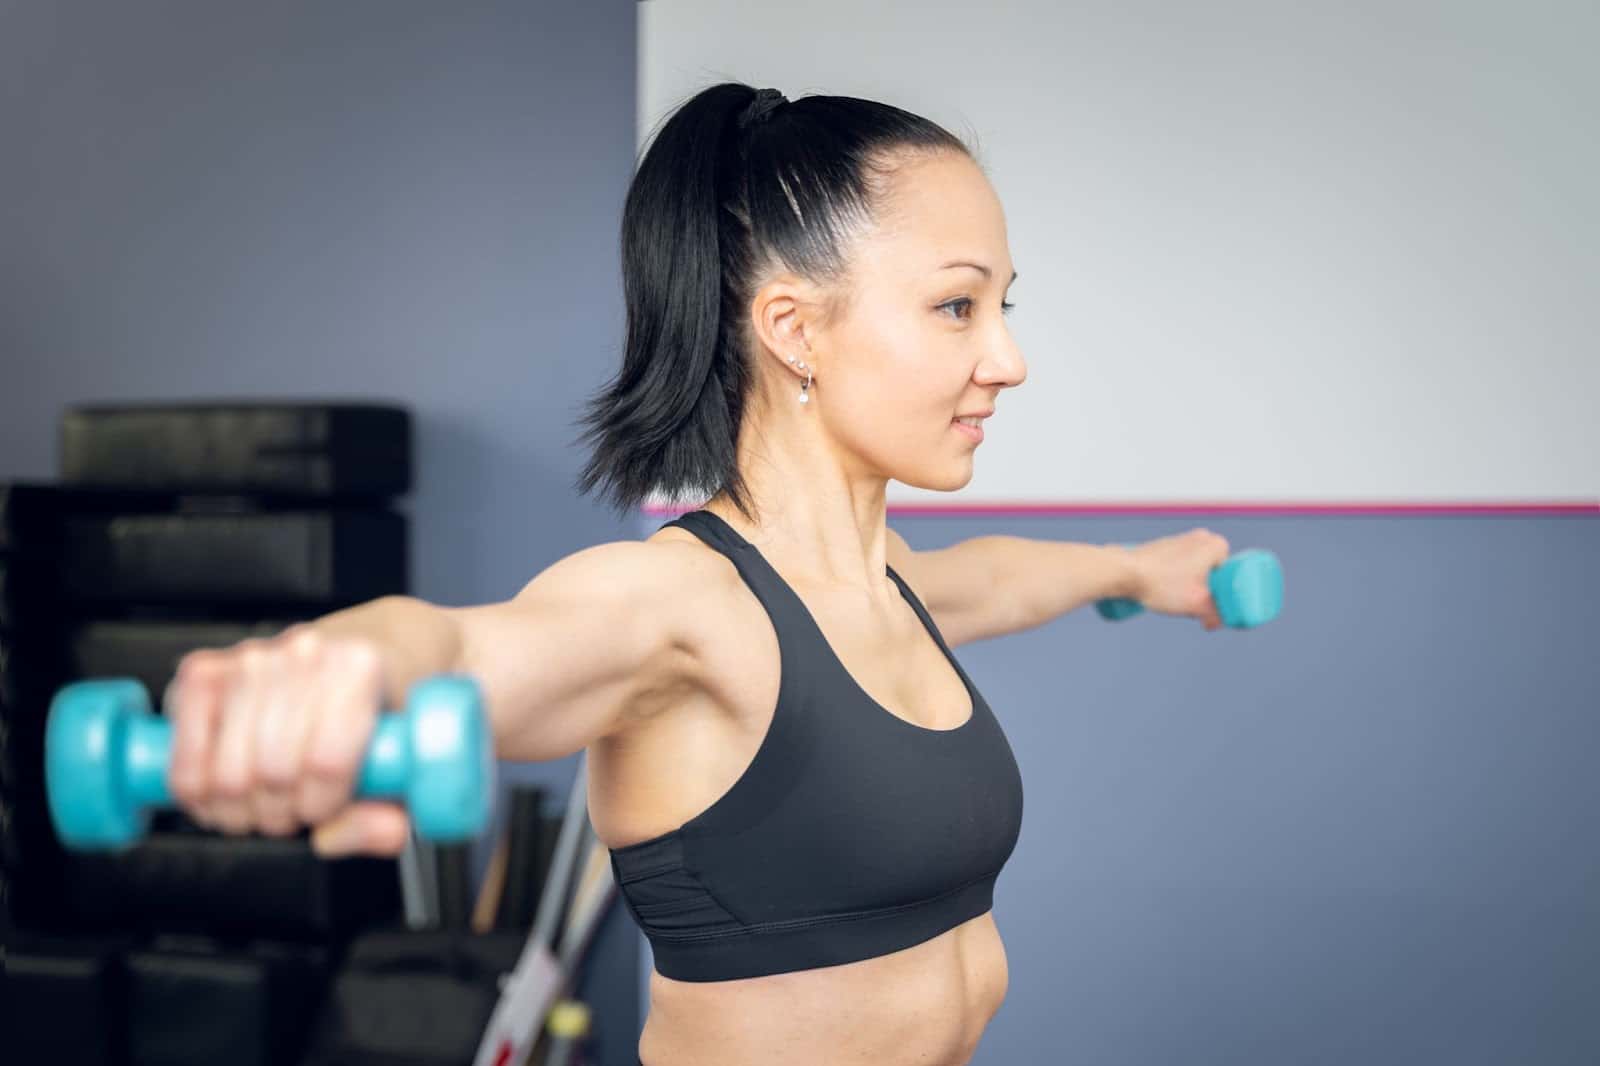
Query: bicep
xmin=442 ymin=539 xmax=728 ymax=762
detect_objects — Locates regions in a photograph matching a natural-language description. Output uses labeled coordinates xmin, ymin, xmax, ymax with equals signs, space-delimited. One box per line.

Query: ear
xmin=748 ymin=275 xmax=821 ymax=379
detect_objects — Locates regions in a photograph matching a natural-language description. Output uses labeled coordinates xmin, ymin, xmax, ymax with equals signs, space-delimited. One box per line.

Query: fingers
xmin=1125 ymin=528 xmax=1234 ymax=627
xmin=296 ymin=641 xmax=382 ymax=827
xmin=1194 ymin=527 xmax=1231 ymax=567
xmin=166 ymin=650 xmax=228 ymax=821
xmin=165 ymin=630 xmax=387 ymax=849
xmin=311 ymin=801 xmax=411 ymax=858
xmin=253 ymin=630 xmax=323 ymax=836
xmin=1187 ymin=529 xmax=1229 ymax=630
xmin=210 ymin=639 xmax=270 ymax=834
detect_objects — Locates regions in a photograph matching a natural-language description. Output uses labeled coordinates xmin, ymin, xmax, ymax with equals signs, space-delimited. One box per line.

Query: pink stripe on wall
xmin=641 ymin=500 xmax=1599 ymax=518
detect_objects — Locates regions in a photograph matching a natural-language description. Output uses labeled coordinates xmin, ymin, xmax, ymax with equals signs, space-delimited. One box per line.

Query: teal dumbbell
xmin=45 ymin=674 xmax=494 ymax=851
xmin=1096 ymin=547 xmax=1283 ymax=628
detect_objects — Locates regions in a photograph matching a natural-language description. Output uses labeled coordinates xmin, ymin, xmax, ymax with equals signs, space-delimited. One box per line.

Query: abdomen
xmin=638 ymin=911 xmax=1008 ymax=1066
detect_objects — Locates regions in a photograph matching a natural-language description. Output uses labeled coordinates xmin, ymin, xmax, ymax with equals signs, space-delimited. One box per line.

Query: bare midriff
xmin=637 ymin=910 xmax=1009 ymax=1066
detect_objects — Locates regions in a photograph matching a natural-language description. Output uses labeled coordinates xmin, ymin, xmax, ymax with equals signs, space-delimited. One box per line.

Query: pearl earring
xmin=798 ymin=362 xmax=811 ymax=404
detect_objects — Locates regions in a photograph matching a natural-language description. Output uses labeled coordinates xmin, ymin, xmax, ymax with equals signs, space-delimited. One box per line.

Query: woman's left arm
xmin=887 ymin=527 xmax=1231 ymax=646
xmin=887 ymin=531 xmax=1143 ymax=647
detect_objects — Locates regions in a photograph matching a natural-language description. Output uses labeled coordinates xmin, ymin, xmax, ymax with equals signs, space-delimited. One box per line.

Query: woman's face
xmin=812 ymin=151 xmax=1026 ymax=491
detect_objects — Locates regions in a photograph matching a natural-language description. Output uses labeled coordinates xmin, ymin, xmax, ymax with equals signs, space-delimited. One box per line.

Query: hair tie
xmin=737 ymin=88 xmax=788 ymax=131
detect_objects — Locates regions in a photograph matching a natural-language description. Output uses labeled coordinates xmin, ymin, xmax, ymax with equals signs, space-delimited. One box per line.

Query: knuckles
xmin=167 ymin=629 xmax=377 ymax=836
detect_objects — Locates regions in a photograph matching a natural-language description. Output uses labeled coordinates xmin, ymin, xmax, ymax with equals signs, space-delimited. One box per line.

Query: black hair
xmin=573 ymin=81 xmax=974 ymax=522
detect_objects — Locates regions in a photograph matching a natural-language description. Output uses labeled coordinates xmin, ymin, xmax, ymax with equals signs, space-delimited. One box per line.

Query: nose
xmin=976 ymin=329 xmax=1027 ymax=389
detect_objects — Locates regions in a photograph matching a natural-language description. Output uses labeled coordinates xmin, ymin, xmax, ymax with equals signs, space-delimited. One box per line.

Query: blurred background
xmin=2 ymin=1 xmax=1596 ymax=1064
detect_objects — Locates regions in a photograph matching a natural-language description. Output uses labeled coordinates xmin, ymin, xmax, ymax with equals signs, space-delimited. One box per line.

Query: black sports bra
xmin=608 ymin=509 xmax=1025 ymax=981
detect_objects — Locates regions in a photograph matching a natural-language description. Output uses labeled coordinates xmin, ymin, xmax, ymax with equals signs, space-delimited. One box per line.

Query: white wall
xmin=640 ymin=0 xmax=1598 ymax=504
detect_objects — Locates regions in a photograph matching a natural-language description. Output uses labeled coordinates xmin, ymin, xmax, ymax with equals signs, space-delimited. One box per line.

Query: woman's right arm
xmin=166 ymin=537 xmax=728 ymax=855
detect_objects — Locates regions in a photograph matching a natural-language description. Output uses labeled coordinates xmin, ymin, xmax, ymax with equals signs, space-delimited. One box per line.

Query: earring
xmin=798 ymin=363 xmax=812 ymax=404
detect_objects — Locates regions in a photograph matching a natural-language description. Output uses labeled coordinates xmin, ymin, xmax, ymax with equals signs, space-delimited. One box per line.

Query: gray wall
xmin=1 ymin=2 xmax=642 ymax=1062
xmin=885 ymin=510 xmax=1600 ymax=1065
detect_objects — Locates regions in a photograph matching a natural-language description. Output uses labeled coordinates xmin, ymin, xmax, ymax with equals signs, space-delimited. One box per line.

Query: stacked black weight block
xmin=60 ymin=507 xmax=407 ymax=608
xmin=4 ymin=931 xmax=137 ymax=1066
xmin=61 ymin=402 xmax=411 ymax=497
xmin=124 ymin=935 xmax=333 ymax=1066
xmin=3 ymin=401 xmax=417 ymax=1063
xmin=64 ymin=831 xmax=403 ymax=942
xmin=0 ymin=617 xmax=74 ymax=932
xmin=1 ymin=482 xmax=102 ymax=933
xmin=299 ymin=928 xmax=526 ymax=1066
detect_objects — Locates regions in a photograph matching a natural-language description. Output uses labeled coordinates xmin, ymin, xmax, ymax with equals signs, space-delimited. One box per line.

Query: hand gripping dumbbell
xmin=45 ymin=673 xmax=495 ymax=850
xmin=1096 ymin=547 xmax=1284 ymax=628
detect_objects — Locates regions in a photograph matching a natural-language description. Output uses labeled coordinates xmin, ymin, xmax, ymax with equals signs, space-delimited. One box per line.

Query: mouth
xmin=951 ymin=416 xmax=985 ymax=443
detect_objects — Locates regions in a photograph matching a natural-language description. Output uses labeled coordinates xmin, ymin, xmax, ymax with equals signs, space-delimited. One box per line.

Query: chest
xmin=590 ymin=579 xmax=975 ymax=851
xmin=799 ymin=587 xmax=975 ymax=732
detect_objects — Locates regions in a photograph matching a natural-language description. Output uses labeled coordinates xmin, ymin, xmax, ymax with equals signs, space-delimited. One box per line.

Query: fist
xmin=1127 ymin=528 xmax=1232 ymax=631
xmin=164 ymin=625 xmax=411 ymax=857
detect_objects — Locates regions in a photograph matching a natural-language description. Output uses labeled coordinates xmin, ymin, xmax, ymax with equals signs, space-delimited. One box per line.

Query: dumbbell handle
xmin=1096 ymin=546 xmax=1283 ymax=628
xmin=107 ymin=713 xmax=418 ymax=811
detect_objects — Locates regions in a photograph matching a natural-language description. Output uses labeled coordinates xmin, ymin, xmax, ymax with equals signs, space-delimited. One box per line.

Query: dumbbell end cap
xmin=1214 ymin=549 xmax=1284 ymax=628
xmin=404 ymin=674 xmax=495 ymax=841
xmin=46 ymin=679 xmax=154 ymax=850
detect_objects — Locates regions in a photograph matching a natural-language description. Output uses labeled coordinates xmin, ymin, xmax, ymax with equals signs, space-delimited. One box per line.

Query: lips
xmin=952 ymin=418 xmax=985 ymax=443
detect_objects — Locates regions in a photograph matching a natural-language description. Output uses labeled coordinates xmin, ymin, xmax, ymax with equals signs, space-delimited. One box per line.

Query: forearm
xmin=306 ymin=595 xmax=463 ymax=711
xmin=972 ymin=535 xmax=1144 ymax=633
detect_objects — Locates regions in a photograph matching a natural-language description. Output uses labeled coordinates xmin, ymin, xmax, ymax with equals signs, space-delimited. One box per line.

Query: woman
xmin=165 ymin=82 xmax=1231 ymax=1065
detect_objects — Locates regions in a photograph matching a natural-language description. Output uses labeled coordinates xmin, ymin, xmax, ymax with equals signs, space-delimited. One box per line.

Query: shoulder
xmin=883 ymin=523 xmax=931 ymax=593
xmin=884 ymin=524 xmax=916 ymax=568
xmin=600 ymin=524 xmax=770 ymax=724
xmin=642 ymin=523 xmax=741 ymax=594
xmin=639 ymin=522 xmax=762 ymax=661
xmin=515 ymin=531 xmax=735 ymax=617
xmin=500 ymin=530 xmax=749 ymax=684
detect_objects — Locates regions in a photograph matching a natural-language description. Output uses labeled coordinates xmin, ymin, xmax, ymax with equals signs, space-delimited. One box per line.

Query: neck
xmin=704 ymin=392 xmax=891 ymax=594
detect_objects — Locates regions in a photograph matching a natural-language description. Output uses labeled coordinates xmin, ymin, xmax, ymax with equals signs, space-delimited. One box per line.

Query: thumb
xmin=311 ymin=801 xmax=412 ymax=858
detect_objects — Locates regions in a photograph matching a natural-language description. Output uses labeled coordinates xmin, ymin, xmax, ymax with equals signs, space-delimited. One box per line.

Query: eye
xmin=938 ymin=298 xmax=973 ymax=321
xmin=939 ymin=298 xmax=1017 ymax=321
